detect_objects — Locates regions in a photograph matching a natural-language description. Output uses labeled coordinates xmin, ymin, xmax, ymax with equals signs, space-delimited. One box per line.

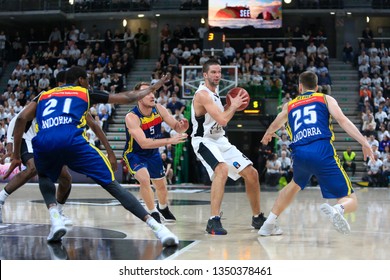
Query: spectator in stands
xmin=360 ymin=72 xmax=372 ymax=89
xmin=306 ymin=41 xmax=317 ymax=57
xmin=278 ymin=150 xmax=293 ymax=183
xmin=183 ymin=22 xmax=197 ymax=39
xmin=274 ymin=42 xmax=286 ymax=64
xmin=254 ymin=42 xmax=264 ymax=57
xmin=161 ymin=152 xmax=174 ymax=185
xmin=295 ymin=50 xmax=307 ymax=68
xmin=276 ymin=133 xmax=291 ymax=150
xmin=0 ymin=105 xmax=7 ymax=120
xmin=284 ymin=51 xmax=296 ymax=70
xmin=375 ymin=100 xmax=387 ymax=120
xmin=223 ymin=42 xmax=236 ymax=64
xmin=166 ymin=93 xmax=185 ymax=115
xmin=317 ymin=71 xmax=332 ymax=95
xmin=48 ymin=27 xmax=62 ymax=50
xmin=342 ymin=146 xmax=356 ymax=177
xmin=265 ymin=153 xmax=281 ymax=188
xmin=242 ymin=43 xmax=254 ymax=57
xmin=381 ymin=50 xmax=390 ymax=68
xmin=368 ymin=41 xmax=378 ymax=57
xmin=285 ymin=41 xmax=296 ymax=56
xmin=199 ymin=51 xmax=210 ymax=65
xmin=379 ymin=134 xmax=390 ymax=153
xmin=8 ymin=74 xmax=19 ymax=90
xmin=368 ymin=134 xmax=380 ymax=148
xmin=98 ymin=105 xmax=110 ymax=133
xmin=367 ymin=153 xmax=383 ymax=187
xmin=362 ymin=111 xmax=377 ymax=137
xmin=342 ymin=41 xmax=354 ymax=64
xmin=317 ymin=41 xmax=329 ymax=58
xmin=381 ymin=153 xmax=390 ymax=186
xmin=377 ymin=123 xmax=390 ymax=142
xmin=362 ymin=26 xmax=374 ymax=44
xmin=38 ymin=74 xmax=50 ymax=92
xmin=306 ymin=60 xmax=317 ymax=73
xmin=358 ymin=50 xmax=370 ymax=66
xmin=99 ymin=72 xmax=111 ymax=90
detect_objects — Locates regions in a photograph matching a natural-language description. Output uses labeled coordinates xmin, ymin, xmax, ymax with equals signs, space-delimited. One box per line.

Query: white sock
xmin=158 ymin=203 xmax=167 ymax=210
xmin=57 ymin=202 xmax=64 ymax=213
xmin=0 ymin=189 xmax=10 ymax=204
xmin=149 ymin=207 xmax=158 ymax=214
xmin=266 ymin=212 xmax=278 ymax=224
xmin=49 ymin=206 xmax=61 ymax=222
xmin=334 ymin=204 xmax=345 ymax=215
xmin=146 ymin=216 xmax=162 ymax=232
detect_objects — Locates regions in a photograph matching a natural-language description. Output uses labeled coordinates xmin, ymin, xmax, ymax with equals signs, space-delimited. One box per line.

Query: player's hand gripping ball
xmin=226 ymin=87 xmax=250 ymax=111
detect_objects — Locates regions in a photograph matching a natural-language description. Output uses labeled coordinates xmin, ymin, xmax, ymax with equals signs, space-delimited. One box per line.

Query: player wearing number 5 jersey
xmin=259 ymin=71 xmax=374 ymax=236
xmin=191 ymin=59 xmax=267 ymax=235
xmin=5 ymin=66 xmax=179 ymax=247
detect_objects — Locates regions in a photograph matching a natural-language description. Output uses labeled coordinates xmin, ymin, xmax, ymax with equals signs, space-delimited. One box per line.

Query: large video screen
xmin=208 ymin=0 xmax=282 ymax=29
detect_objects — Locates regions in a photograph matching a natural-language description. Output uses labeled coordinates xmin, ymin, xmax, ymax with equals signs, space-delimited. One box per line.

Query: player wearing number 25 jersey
xmin=259 ymin=71 xmax=374 ymax=236
xmin=286 ymin=90 xmax=352 ymax=198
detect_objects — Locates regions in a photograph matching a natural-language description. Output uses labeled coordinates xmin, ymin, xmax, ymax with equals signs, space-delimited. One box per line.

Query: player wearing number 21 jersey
xmin=6 ymin=66 xmax=179 ymax=246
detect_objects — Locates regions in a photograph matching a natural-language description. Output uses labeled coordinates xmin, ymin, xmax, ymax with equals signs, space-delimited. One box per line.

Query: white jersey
xmin=7 ymin=107 xmax=37 ymax=147
xmin=191 ymin=83 xmax=225 ymax=140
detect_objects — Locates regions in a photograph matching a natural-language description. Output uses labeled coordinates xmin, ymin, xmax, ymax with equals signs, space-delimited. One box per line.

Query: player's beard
xmin=206 ymin=76 xmax=220 ymax=88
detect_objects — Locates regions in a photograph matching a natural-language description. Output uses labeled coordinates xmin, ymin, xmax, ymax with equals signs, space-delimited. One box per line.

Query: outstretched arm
xmin=326 ymin=95 xmax=374 ymax=162
xmin=261 ymin=103 xmax=288 ymax=145
xmin=125 ymin=112 xmax=187 ymax=149
xmin=107 ymin=76 xmax=167 ymax=105
xmin=157 ymin=104 xmax=189 ymax=133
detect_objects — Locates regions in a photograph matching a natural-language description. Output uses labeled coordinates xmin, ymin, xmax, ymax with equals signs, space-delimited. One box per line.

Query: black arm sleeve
xmin=90 ymin=89 xmax=110 ymax=105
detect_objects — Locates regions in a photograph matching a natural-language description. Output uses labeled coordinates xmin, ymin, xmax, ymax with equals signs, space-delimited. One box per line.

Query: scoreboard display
xmin=203 ymin=31 xmax=225 ymax=51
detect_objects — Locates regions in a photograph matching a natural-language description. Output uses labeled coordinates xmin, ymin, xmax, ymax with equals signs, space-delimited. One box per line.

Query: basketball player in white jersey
xmin=191 ymin=59 xmax=266 ymax=235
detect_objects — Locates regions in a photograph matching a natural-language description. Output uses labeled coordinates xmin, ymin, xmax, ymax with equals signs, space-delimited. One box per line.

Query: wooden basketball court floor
xmin=1 ymin=183 xmax=390 ymax=260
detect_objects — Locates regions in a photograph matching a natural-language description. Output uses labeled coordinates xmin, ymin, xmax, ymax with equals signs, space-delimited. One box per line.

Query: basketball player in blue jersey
xmin=191 ymin=59 xmax=267 ymax=235
xmin=0 ymin=71 xmax=116 ymax=225
xmin=123 ymin=82 xmax=189 ymax=223
xmin=5 ymin=66 xmax=179 ymax=247
xmin=259 ymin=71 xmax=374 ymax=236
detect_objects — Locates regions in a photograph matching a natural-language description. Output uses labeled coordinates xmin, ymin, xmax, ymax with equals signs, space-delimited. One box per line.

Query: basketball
xmin=226 ymin=87 xmax=250 ymax=111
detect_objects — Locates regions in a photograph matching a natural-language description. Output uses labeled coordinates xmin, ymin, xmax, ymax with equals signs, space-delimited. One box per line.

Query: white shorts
xmin=191 ymin=136 xmax=253 ymax=181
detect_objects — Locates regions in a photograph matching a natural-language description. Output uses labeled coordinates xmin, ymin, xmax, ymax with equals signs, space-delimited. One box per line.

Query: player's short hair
xmin=56 ymin=70 xmax=66 ymax=84
xmin=65 ymin=66 xmax=87 ymax=84
xmin=202 ymin=59 xmax=220 ymax=73
xmin=134 ymin=82 xmax=150 ymax=90
xmin=299 ymin=71 xmax=318 ymax=90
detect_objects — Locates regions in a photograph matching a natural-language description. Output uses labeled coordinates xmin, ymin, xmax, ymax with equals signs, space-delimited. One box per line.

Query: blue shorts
xmin=292 ymin=139 xmax=354 ymax=199
xmin=33 ymin=127 xmax=115 ymax=186
xmin=123 ymin=152 xmax=165 ymax=180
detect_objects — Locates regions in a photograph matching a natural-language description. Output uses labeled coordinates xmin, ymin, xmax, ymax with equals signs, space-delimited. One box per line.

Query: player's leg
xmin=314 ymin=142 xmax=353 ymax=234
xmin=239 ymin=165 xmax=266 ymax=229
xmin=193 ymin=140 xmax=228 ymax=235
xmin=152 ymin=178 xmax=176 ymax=221
xmin=39 ymin=174 xmax=68 ymax=242
xmin=258 ymin=147 xmax=310 ymax=237
xmin=258 ymin=180 xmax=301 ymax=236
xmin=34 ymin=149 xmax=68 ymax=242
xmin=134 ymin=168 xmax=154 ymax=210
xmin=69 ymin=143 xmax=179 ymax=246
xmin=56 ymin=166 xmax=73 ymax=225
xmin=0 ymin=154 xmax=36 ymax=223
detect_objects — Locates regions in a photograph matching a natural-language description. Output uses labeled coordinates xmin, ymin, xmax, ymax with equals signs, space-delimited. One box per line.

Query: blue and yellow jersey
xmin=123 ymin=106 xmax=163 ymax=157
xmin=36 ymin=85 xmax=89 ymax=134
xmin=286 ymin=92 xmax=334 ymax=149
